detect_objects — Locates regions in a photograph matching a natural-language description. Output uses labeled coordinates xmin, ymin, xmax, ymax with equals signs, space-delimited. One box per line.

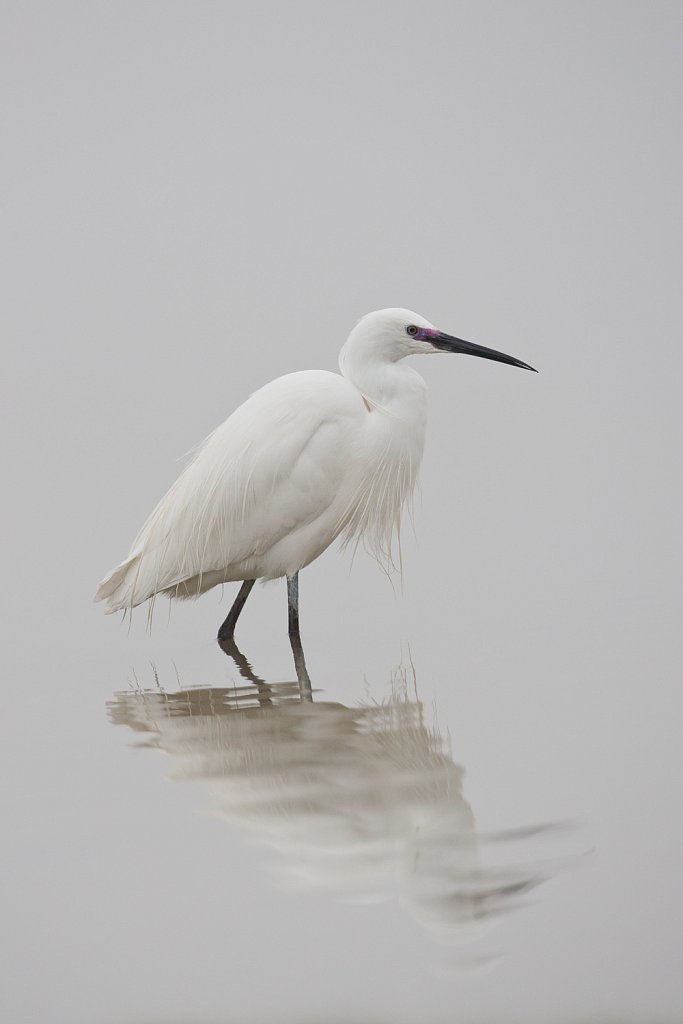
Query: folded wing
xmin=95 ymin=371 xmax=361 ymax=612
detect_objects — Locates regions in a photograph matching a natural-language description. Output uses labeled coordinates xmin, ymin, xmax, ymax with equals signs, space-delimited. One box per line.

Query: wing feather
xmin=95 ymin=371 xmax=359 ymax=612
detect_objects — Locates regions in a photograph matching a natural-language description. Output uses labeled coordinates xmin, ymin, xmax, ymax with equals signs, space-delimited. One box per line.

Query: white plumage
xmin=95 ymin=308 xmax=534 ymax=634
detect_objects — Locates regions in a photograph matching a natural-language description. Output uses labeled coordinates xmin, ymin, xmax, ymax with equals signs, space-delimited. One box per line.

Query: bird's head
xmin=347 ymin=308 xmax=537 ymax=372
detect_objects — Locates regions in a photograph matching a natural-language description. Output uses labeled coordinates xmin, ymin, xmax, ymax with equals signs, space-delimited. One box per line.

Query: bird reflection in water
xmin=109 ymin=643 xmax=583 ymax=967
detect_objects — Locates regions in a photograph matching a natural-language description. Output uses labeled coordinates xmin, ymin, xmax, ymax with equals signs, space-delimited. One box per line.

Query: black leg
xmin=286 ymin=573 xmax=311 ymax=699
xmin=286 ymin=572 xmax=300 ymax=636
xmin=217 ymin=579 xmax=255 ymax=643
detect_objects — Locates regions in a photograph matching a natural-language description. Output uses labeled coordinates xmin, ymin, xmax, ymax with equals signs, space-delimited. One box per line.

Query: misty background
xmin=1 ymin=2 xmax=681 ymax=1023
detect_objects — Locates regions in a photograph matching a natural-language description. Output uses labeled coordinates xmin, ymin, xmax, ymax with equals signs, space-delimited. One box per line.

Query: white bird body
xmin=96 ymin=308 xmax=533 ymax=633
xmin=97 ymin=313 xmax=429 ymax=613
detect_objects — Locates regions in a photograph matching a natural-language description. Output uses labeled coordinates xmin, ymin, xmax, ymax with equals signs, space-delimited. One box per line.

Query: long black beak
xmin=433 ymin=331 xmax=537 ymax=372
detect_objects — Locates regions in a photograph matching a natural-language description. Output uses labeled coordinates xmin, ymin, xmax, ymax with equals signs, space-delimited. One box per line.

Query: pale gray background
xmin=1 ymin=2 xmax=682 ymax=1022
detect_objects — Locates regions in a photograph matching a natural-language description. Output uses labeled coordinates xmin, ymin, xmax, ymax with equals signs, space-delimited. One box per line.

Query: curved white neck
xmin=338 ymin=332 xmax=428 ymax=420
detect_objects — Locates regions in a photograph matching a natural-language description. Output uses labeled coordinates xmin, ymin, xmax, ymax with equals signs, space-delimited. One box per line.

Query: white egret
xmin=95 ymin=308 xmax=536 ymax=641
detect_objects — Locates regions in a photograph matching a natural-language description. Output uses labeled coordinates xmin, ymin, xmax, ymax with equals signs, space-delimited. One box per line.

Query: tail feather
xmin=94 ymin=554 xmax=144 ymax=613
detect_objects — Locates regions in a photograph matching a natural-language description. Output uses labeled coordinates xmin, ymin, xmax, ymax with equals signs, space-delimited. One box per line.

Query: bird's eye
xmin=406 ymin=325 xmax=418 ymax=337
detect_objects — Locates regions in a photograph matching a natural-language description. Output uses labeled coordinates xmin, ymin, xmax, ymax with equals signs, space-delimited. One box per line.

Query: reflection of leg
xmin=289 ymin=631 xmax=313 ymax=702
xmin=217 ymin=636 xmax=274 ymax=702
xmin=217 ymin=579 xmax=255 ymax=642
xmin=286 ymin=572 xmax=300 ymax=636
